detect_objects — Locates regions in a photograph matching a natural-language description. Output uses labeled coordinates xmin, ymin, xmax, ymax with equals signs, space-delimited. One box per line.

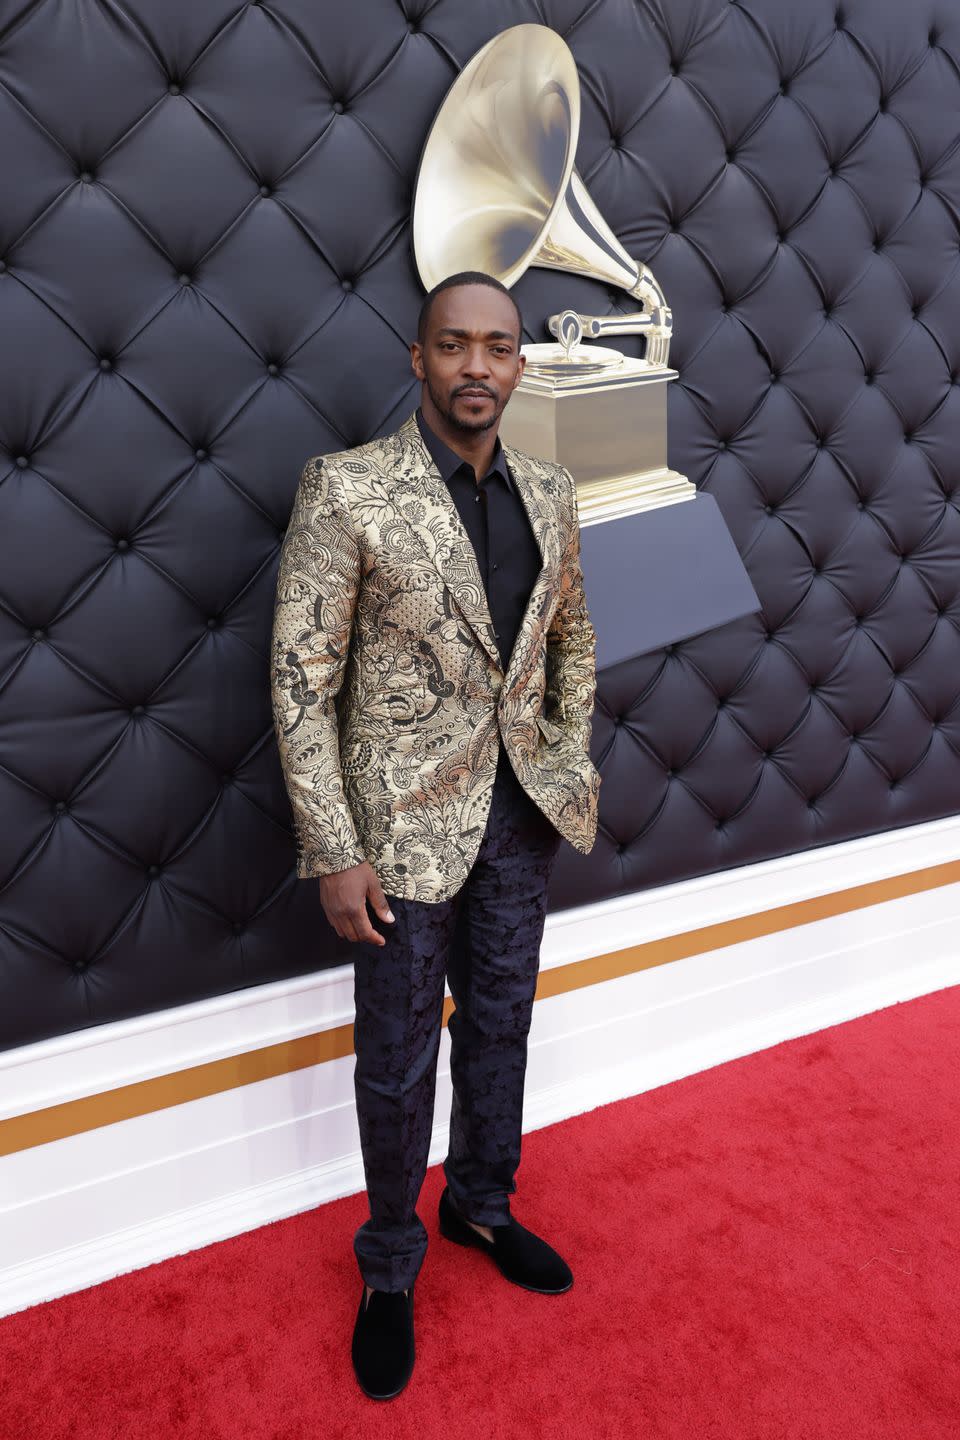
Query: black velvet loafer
xmin=438 ymin=1185 xmax=573 ymax=1294
xmin=351 ymin=1282 xmax=415 ymax=1400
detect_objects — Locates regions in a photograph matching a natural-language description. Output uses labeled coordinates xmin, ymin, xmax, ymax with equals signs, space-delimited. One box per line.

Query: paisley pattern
xmin=270 ymin=411 xmax=601 ymax=901
xmin=352 ymin=750 xmax=563 ymax=1292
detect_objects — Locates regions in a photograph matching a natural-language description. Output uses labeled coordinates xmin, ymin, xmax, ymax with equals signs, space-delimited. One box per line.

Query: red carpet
xmin=3 ymin=986 xmax=959 ymax=1440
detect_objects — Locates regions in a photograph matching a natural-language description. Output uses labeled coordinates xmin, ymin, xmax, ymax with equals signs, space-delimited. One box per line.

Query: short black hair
xmin=417 ymin=270 xmax=523 ymax=345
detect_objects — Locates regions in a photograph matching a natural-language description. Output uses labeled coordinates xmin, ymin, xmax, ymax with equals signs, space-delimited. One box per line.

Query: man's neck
xmin=420 ymin=394 xmax=499 ymax=482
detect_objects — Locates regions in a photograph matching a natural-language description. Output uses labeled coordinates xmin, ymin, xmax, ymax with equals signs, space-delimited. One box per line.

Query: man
xmin=270 ymin=271 xmax=601 ymax=1400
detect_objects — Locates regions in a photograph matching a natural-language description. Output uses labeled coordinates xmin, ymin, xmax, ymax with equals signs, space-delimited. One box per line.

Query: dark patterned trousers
xmin=351 ymin=742 xmax=563 ymax=1292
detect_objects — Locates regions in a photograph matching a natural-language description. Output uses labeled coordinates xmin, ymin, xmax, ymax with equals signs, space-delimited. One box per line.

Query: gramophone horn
xmin=412 ymin=24 xmax=672 ymax=366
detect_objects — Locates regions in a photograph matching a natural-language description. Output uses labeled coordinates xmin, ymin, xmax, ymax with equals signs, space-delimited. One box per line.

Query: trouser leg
xmin=352 ymin=889 xmax=461 ymax=1292
xmin=443 ymin=745 xmax=562 ymax=1226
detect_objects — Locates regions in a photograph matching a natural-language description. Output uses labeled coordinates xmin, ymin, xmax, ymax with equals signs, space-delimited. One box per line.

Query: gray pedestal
xmin=579 ymin=492 xmax=762 ymax=668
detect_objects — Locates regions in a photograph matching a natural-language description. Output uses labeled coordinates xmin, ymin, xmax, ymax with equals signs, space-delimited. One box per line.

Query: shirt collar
xmin=416 ymin=407 xmax=514 ymax=492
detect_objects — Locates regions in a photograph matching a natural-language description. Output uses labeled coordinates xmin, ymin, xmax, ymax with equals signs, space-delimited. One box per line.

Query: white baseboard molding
xmin=1 ymin=814 xmax=958 ymax=1318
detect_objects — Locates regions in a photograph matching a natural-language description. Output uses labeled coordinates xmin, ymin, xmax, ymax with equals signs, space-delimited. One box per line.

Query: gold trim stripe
xmin=2 ymin=858 xmax=957 ymax=1158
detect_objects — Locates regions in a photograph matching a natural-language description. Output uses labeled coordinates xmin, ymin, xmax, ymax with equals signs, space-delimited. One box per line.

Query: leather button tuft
xmin=169 ymin=83 xmax=181 ymax=95
xmin=55 ymin=800 xmax=67 ymax=813
xmin=16 ymin=455 xmax=29 ymax=468
xmin=148 ymin=865 xmax=160 ymax=878
xmin=116 ymin=538 xmax=129 ymax=551
xmin=178 ymin=273 xmax=191 ymax=284
xmin=332 ymin=100 xmax=344 ymax=114
xmin=207 ymin=617 xmax=219 ymax=629
xmin=132 ymin=704 xmax=144 ymax=715
xmin=232 ymin=921 xmax=244 ymax=934
xmin=195 ymin=447 xmax=207 ymax=460
xmin=0 ymin=260 xmax=7 ymax=273
xmin=259 ymin=184 xmax=271 ymax=197
xmin=99 ymin=357 xmax=112 ymax=371
xmin=79 ymin=170 xmax=93 ymax=183
xmin=267 ymin=363 xmax=279 ymax=376
xmin=73 ymin=959 xmax=88 ymax=973
xmin=32 ymin=628 xmax=45 ymax=640
xmin=341 ymin=278 xmax=354 ymax=291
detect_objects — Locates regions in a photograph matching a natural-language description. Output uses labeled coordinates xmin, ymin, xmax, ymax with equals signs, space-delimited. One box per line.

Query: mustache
xmin=452 ymin=382 xmax=497 ymax=399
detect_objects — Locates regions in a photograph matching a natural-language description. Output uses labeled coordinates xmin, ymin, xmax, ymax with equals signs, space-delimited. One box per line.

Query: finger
xmin=341 ymin=911 xmax=377 ymax=946
xmin=354 ymin=910 xmax=387 ymax=946
xmin=369 ymin=881 xmax=395 ymax=923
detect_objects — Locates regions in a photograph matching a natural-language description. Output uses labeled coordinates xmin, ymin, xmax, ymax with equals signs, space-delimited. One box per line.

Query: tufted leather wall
xmin=1 ymin=0 xmax=959 ymax=1052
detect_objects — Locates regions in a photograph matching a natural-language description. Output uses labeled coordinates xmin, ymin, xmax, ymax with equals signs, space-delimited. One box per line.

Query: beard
xmin=425 ymin=375 xmax=503 ymax=434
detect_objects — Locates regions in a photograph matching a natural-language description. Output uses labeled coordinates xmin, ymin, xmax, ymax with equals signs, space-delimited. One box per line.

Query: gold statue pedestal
xmin=499 ymin=349 xmax=697 ymax=524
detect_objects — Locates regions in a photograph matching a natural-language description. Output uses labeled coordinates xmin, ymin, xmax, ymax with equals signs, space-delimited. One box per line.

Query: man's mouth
xmin=456 ymin=388 xmax=494 ymax=400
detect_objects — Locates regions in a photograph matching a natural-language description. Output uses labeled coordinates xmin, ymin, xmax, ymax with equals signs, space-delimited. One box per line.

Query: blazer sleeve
xmin=270 ymin=455 xmax=367 ymax=879
xmin=543 ymin=464 xmax=598 ymax=758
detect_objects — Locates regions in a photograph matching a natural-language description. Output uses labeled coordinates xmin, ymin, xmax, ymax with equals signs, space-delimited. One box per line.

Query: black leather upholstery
xmin=1 ymin=0 xmax=958 ymax=1050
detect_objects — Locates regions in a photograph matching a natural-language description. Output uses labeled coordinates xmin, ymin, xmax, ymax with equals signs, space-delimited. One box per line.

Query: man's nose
xmin=462 ymin=347 xmax=492 ymax=376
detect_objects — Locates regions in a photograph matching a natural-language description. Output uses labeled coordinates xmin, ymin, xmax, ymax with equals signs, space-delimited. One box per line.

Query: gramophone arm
xmin=547 ymin=264 xmax=673 ymax=366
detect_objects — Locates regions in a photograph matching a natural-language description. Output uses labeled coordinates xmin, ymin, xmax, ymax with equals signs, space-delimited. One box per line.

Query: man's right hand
xmin=319 ymin=861 xmax=396 ymax=946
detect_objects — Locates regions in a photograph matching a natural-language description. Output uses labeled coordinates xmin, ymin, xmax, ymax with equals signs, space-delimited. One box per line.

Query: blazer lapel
xmin=381 ymin=413 xmax=563 ymax=676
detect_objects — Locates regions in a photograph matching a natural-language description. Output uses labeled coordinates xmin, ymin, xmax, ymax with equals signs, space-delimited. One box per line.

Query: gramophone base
xmin=499 ymin=355 xmax=695 ymax=517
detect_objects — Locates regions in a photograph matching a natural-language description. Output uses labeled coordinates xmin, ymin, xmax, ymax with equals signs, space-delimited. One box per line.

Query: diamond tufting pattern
xmin=1 ymin=0 xmax=959 ymax=1050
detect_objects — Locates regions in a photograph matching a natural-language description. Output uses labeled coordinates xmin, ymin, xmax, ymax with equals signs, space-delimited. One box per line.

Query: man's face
xmin=411 ymin=284 xmax=526 ymax=434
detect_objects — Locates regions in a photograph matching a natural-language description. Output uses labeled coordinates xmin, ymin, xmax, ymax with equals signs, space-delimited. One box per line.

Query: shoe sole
xmin=438 ymin=1208 xmax=574 ymax=1295
xmin=355 ymin=1372 xmax=413 ymax=1402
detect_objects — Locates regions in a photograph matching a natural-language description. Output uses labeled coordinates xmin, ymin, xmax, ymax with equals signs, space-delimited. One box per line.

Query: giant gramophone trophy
xmin=412 ymin=24 xmax=760 ymax=664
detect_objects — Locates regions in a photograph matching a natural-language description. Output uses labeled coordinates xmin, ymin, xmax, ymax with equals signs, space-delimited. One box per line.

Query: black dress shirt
xmin=416 ymin=408 xmax=542 ymax=672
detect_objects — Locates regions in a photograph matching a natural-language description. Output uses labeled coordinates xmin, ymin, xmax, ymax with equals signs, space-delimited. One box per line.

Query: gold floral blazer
xmin=270 ymin=411 xmax=601 ymax=903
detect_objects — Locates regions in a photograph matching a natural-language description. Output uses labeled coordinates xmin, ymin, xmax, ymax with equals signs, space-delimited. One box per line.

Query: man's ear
xmin=410 ymin=340 xmax=425 ymax=381
xmin=512 ymin=351 xmax=526 ymax=391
